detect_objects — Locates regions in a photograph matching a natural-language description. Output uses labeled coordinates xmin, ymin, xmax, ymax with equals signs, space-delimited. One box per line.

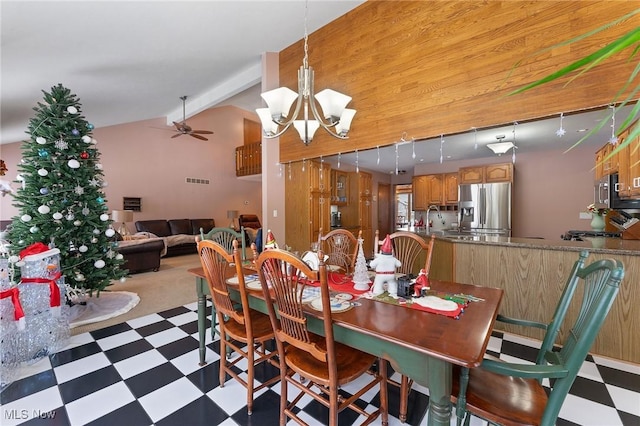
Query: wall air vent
xmin=185 ymin=178 xmax=210 ymax=184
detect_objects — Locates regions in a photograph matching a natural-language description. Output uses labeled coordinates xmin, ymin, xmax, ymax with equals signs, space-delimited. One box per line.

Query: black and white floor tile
xmin=1 ymin=302 xmax=639 ymax=426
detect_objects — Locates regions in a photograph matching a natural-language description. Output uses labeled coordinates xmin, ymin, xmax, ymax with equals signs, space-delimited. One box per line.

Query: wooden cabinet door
xmin=309 ymin=192 xmax=331 ymax=245
xmin=332 ymin=170 xmax=349 ymax=205
xmin=412 ymin=175 xmax=428 ymax=210
xmin=629 ymin=134 xmax=640 ymax=197
xmin=485 ymin=163 xmax=513 ymax=182
xmin=308 ymin=161 xmax=330 ymax=192
xmin=359 ymin=172 xmax=372 ymax=197
xmin=595 ymin=146 xmax=606 ymax=180
xmin=427 ymin=174 xmax=443 ymax=205
xmin=444 ymin=173 xmax=458 ymax=204
xmin=617 ymin=132 xmax=631 ymax=198
xmin=459 ymin=166 xmax=483 ymax=184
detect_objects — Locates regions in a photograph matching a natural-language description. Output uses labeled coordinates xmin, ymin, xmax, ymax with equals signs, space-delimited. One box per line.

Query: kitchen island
xmin=426 ymin=233 xmax=639 ymax=364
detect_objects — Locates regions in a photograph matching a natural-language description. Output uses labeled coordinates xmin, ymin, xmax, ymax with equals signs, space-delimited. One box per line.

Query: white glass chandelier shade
xmin=314 ymin=89 xmax=352 ymax=123
xmin=486 ymin=141 xmax=515 ymax=155
xmin=293 ymin=120 xmax=320 ymax=144
xmin=260 ymin=87 xmax=299 ymax=121
xmin=256 ymin=108 xmax=279 ymax=137
xmin=335 ymin=109 xmax=356 ymax=137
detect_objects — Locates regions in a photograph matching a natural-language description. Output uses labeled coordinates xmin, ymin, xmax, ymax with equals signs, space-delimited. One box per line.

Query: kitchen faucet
xmin=427 ymin=205 xmax=445 ymax=226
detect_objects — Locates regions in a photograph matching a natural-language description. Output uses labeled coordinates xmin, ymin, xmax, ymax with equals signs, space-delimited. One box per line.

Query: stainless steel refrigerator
xmin=458 ymin=182 xmax=511 ymax=235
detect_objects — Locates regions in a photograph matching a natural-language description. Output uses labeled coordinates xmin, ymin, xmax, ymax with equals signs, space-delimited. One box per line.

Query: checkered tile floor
xmin=1 ymin=301 xmax=639 ymax=426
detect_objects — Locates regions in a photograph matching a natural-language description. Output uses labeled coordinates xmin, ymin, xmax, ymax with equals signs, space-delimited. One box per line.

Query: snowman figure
xmin=369 ymin=234 xmax=401 ymax=298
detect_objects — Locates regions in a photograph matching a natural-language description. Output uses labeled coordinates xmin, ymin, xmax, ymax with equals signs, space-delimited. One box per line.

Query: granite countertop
xmin=435 ymin=234 xmax=640 ymax=256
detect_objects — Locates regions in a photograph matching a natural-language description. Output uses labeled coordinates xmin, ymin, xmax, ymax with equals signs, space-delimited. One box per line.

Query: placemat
xmin=366 ymin=291 xmax=468 ymax=319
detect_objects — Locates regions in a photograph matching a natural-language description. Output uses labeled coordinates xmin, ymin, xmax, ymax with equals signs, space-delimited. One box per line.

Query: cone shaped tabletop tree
xmin=8 ymin=84 xmax=126 ymax=295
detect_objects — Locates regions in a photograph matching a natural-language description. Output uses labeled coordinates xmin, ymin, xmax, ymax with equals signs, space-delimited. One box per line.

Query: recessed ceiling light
xmin=577 ymin=128 xmax=588 ymax=132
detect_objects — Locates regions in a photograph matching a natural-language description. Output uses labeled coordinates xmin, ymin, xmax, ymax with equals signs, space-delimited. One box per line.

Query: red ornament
xmin=80 ymin=151 xmax=89 ymax=159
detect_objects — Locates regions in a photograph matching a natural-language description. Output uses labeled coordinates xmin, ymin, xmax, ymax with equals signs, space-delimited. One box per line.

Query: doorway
xmin=395 ymin=184 xmax=413 ymax=230
xmin=378 ymin=183 xmax=391 ymax=237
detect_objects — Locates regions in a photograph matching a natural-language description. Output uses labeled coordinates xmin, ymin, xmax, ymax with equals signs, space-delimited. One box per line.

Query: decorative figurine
xmin=264 ymin=229 xmax=279 ymax=250
xmin=369 ymin=234 xmax=401 ymax=298
xmin=413 ymin=268 xmax=430 ymax=297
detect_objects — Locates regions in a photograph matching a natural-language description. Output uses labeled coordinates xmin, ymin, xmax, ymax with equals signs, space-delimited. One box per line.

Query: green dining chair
xmin=200 ymin=226 xmax=247 ymax=260
xmin=452 ymin=250 xmax=625 ymax=426
xmin=198 ymin=226 xmax=247 ymax=341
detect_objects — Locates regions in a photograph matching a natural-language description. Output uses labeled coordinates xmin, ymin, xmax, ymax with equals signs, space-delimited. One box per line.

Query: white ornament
xmin=120 ymin=277 xmax=127 ymax=283
xmin=94 ymin=259 xmax=105 ymax=269
xmin=36 ymin=136 xmax=47 ymax=145
xmin=21 ymin=214 xmax=32 ymax=222
xmin=67 ymin=159 xmax=80 ymax=169
xmin=79 ymin=245 xmax=88 ymax=253
xmin=75 ymin=274 xmax=85 ymax=281
xmin=91 ymin=238 xmax=98 ymax=243
xmin=95 ymin=163 xmax=103 ymax=170
xmin=53 ymin=212 xmax=63 ymax=220
xmin=67 ymin=106 xmax=78 ymax=114
xmin=37 ymin=205 xmax=50 ymax=214
xmin=37 ymin=168 xmax=49 ymax=176
xmin=99 ymin=214 xmax=109 ymax=221
xmin=93 ymin=229 xmax=100 ymax=235
xmin=66 ymin=213 xmax=74 ymax=221
xmin=82 ymin=207 xmax=90 ymax=215
xmin=115 ymin=253 xmax=123 ymax=260
xmin=82 ymin=135 xmax=92 ymax=143
xmin=29 ymin=226 xmax=39 ymax=233
xmin=105 ymin=228 xmax=115 ymax=237
xmin=73 ymin=220 xmax=82 ymax=226
xmin=8 ymin=255 xmax=20 ymax=263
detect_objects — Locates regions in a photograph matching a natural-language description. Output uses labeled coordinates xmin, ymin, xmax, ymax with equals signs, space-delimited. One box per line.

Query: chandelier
xmin=256 ymin=1 xmax=356 ymax=145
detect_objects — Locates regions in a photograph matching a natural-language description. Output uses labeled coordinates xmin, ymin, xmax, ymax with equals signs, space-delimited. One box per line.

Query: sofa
xmin=117 ymin=237 xmax=165 ymax=273
xmin=135 ymin=219 xmax=215 ymax=257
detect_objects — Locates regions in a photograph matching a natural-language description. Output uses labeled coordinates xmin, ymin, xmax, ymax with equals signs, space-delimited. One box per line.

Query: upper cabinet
xmin=331 ymin=170 xmax=349 ymax=206
xmin=459 ymin=163 xmax=513 ymax=184
xmin=610 ymin=120 xmax=640 ymax=199
xmin=412 ymin=172 xmax=459 ymax=210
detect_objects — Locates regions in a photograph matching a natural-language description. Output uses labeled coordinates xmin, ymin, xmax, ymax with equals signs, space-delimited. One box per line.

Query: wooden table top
xmin=189 ymin=267 xmax=503 ymax=368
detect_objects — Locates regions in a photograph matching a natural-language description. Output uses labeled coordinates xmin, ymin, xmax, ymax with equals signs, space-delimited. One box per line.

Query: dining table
xmin=188 ymin=267 xmax=503 ymax=426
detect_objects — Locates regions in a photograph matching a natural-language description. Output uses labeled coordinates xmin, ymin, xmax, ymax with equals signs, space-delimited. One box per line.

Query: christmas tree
xmin=352 ymin=238 xmax=371 ymax=291
xmin=8 ymin=84 xmax=126 ymax=295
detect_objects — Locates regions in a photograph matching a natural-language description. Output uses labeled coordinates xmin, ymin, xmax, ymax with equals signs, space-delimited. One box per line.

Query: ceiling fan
xmin=170 ymin=95 xmax=214 ymax=141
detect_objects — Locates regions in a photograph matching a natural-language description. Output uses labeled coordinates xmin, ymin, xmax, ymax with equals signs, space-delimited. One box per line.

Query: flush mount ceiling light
xmin=487 ymin=135 xmax=515 ymax=155
xmin=256 ymin=0 xmax=355 ymax=145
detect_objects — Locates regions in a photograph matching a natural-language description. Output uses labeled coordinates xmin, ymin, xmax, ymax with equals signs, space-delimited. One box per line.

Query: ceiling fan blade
xmin=191 ymin=130 xmax=214 ymax=135
xmin=171 ymin=133 xmax=183 ymax=138
xmin=189 ymin=133 xmax=208 ymax=141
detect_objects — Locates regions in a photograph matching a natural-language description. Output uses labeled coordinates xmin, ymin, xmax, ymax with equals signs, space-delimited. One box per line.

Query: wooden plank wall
xmin=277 ymin=1 xmax=639 ymax=164
xmin=454 ymin=243 xmax=640 ymax=364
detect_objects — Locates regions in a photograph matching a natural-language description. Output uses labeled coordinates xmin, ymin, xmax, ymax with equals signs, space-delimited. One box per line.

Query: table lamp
xmin=227 ymin=210 xmax=238 ymax=229
xmin=112 ymin=210 xmax=134 ymax=236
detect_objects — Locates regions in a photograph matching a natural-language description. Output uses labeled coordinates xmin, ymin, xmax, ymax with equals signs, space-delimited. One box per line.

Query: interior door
xmin=378 ymin=183 xmax=391 ymax=238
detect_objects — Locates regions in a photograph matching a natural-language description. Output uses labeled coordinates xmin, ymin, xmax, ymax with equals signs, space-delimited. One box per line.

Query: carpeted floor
xmin=70 ymin=254 xmax=202 ymax=335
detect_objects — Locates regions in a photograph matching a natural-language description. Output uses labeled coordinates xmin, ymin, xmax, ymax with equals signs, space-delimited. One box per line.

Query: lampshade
xmin=260 ymin=87 xmax=298 ymax=120
xmin=335 ymin=109 xmax=356 ymax=136
xmin=293 ymin=120 xmax=320 ymax=144
xmin=112 ymin=210 xmax=133 ymax=223
xmin=256 ymin=108 xmax=279 ymax=136
xmin=314 ymin=89 xmax=352 ymax=123
xmin=486 ymin=141 xmax=515 ymax=155
xmin=227 ymin=210 xmax=239 ymax=219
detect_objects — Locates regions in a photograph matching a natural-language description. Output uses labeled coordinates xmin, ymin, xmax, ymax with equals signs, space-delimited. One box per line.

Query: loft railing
xmin=235 ymin=141 xmax=261 ymax=177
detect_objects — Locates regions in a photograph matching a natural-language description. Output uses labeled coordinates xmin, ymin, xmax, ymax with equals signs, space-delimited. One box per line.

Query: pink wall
xmin=0 ymin=106 xmax=262 ymax=233
xmin=412 ymin=143 xmax=596 ymax=240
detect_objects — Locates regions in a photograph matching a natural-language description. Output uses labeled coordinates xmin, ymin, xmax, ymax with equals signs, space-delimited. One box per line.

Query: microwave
xmin=595 ymin=173 xmax=640 ymax=211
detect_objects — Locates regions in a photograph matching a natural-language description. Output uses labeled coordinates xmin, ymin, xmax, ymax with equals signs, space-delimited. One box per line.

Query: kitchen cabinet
xmin=285 ymin=160 xmax=331 ymax=253
xmin=459 ymin=163 xmax=513 ymax=184
xmin=412 ymin=175 xmax=429 ymax=210
xmin=331 ymin=170 xmax=349 ymax=205
xmin=444 ymin=173 xmax=458 ymax=205
xmin=413 ymin=172 xmax=459 ymax=208
xmin=595 ymin=142 xmax=618 ymax=180
xmin=607 ymin=119 xmax=640 ymax=198
xmin=358 ymin=171 xmax=373 ymax=256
